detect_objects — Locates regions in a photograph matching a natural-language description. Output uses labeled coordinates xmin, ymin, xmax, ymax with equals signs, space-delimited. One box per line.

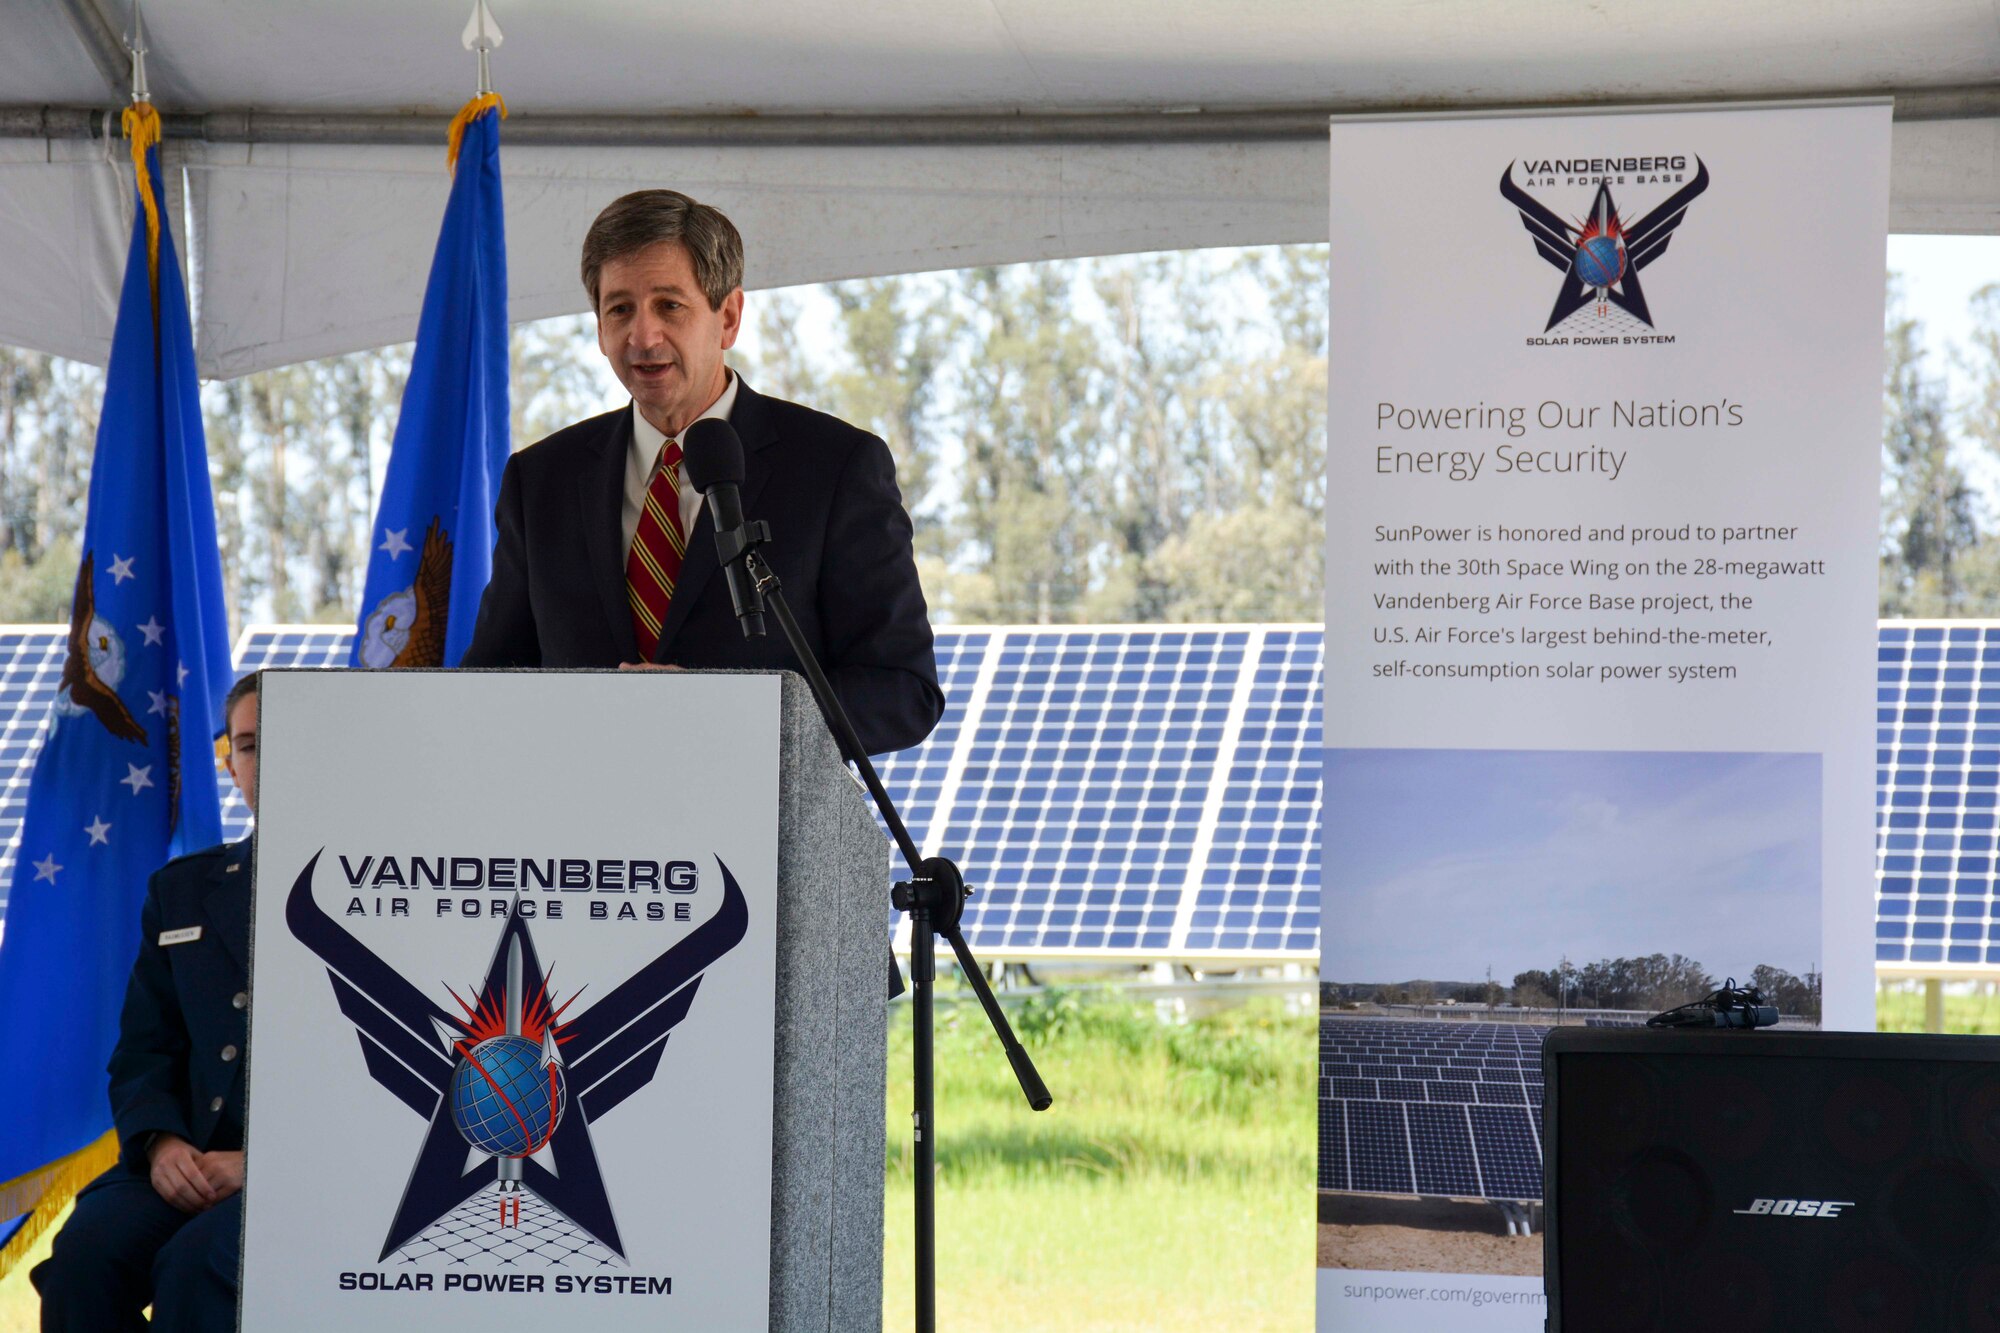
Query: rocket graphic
xmin=498 ymin=934 xmax=524 ymax=1224
xmin=430 ymin=925 xmax=568 ymax=1229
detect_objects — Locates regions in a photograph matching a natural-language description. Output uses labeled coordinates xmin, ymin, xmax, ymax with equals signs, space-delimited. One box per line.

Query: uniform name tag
xmin=158 ymin=926 xmax=202 ymax=947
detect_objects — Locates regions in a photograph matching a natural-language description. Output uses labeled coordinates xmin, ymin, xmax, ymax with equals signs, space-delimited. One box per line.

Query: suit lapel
xmin=652 ymin=377 xmax=777 ymax=661
xmin=580 ymin=409 xmax=641 ymax=663
xmin=203 ymin=839 xmax=254 ymax=977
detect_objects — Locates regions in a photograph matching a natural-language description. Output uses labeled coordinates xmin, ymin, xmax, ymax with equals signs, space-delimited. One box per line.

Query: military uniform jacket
xmin=108 ymin=838 xmax=253 ymax=1173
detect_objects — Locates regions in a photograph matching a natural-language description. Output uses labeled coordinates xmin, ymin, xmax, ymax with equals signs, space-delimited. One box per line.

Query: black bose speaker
xmin=1544 ymin=1026 xmax=2000 ymax=1332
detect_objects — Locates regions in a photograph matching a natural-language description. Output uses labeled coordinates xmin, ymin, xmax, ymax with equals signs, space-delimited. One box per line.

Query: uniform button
xmin=220 ymin=1045 xmax=238 ymax=1062
xmin=232 ymin=992 xmax=247 ymax=1010
xmin=210 ymin=1096 xmax=225 ymax=1112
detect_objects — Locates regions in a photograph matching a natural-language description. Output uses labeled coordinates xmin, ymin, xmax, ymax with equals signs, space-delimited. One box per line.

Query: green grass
xmin=884 ymin=990 xmax=1316 ymax=1331
xmin=1875 ymin=982 xmax=2000 ymax=1034
xmin=0 ymin=989 xmax=1317 ymax=1332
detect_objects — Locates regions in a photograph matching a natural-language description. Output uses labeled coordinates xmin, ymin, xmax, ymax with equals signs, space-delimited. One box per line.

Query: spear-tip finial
xmin=462 ymin=0 xmax=504 ymax=97
xmin=126 ymin=0 xmax=151 ymax=105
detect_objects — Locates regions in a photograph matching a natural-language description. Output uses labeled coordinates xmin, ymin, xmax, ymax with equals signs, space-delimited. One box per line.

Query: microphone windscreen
xmin=681 ymin=418 xmax=746 ymax=492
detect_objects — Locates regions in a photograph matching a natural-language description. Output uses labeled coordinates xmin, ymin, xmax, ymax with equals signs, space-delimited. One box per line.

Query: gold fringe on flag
xmin=446 ymin=93 xmax=508 ymax=174
xmin=0 ymin=1130 xmax=118 ymax=1280
xmin=121 ymin=102 xmax=164 ymax=299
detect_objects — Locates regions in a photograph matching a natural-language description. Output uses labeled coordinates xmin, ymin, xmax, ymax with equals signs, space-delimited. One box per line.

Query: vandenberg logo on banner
xmin=283 ymin=849 xmax=752 ymax=1299
xmin=1499 ymin=155 xmax=1711 ymax=345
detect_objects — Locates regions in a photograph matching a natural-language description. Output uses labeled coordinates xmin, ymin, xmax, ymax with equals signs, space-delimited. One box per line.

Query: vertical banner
xmin=240 ymin=671 xmax=780 ymax=1331
xmin=1319 ymin=103 xmax=1889 ymax=1327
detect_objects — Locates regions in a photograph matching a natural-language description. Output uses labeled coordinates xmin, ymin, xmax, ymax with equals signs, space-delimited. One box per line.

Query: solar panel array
xmin=0 ymin=628 xmax=68 ymax=897
xmin=21 ymin=618 xmax=2000 ymax=969
xmin=0 ymin=624 xmax=1323 ymax=962
xmin=1317 ymin=1017 xmax=1547 ymax=1202
xmin=1876 ymin=622 xmax=2000 ymax=970
xmin=223 ymin=628 xmax=358 ymax=839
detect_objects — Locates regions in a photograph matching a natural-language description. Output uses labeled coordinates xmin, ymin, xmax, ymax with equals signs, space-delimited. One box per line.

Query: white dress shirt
xmin=621 ymin=372 xmax=741 ymax=558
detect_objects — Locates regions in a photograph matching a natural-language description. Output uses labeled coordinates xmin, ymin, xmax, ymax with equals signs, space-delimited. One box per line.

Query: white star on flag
xmin=121 ymin=764 xmax=154 ymax=795
xmin=84 ymin=817 xmax=112 ymax=846
xmin=107 ymin=554 xmax=136 ymax=585
xmin=139 ymin=617 xmax=166 ymax=646
xmin=148 ymin=689 xmax=170 ymax=716
xmin=380 ymin=528 xmax=413 ymax=560
xmin=177 ymin=662 xmax=189 ymax=687
xmin=32 ymin=854 xmax=60 ymax=884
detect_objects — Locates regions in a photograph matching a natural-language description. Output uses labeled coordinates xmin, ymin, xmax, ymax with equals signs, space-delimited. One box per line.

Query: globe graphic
xmin=1573 ymin=234 xmax=1624 ymax=288
xmin=449 ymin=1035 xmax=565 ymax=1157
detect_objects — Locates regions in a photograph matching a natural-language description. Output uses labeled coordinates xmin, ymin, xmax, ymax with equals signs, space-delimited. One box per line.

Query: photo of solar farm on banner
xmin=0 ymin=624 xmax=1321 ymax=970
xmin=1319 ymin=745 xmax=1826 ymax=1278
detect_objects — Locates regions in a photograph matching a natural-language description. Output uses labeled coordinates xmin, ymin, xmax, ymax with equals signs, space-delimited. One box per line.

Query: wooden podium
xmin=237 ymin=669 xmax=885 ymax=1333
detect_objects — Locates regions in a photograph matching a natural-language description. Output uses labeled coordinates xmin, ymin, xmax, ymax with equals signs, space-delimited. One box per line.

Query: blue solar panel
xmin=0 ymin=628 xmax=69 ymax=900
xmin=1317 ymin=1099 xmax=1349 ymax=1191
xmin=876 ymin=629 xmax=992 ymax=931
xmin=1408 ymin=1104 xmax=1482 ymax=1196
xmin=1874 ymin=621 xmax=2000 ymax=968
xmin=235 ymin=627 xmax=353 ymax=673
xmin=1346 ymin=1101 xmax=1414 ymax=1194
xmin=0 ymin=622 xmax=1325 ymax=962
xmin=849 ymin=624 xmax=1325 ymax=961
xmin=1319 ymin=1017 xmax=1547 ymax=1202
xmin=1468 ymin=1105 xmax=1542 ymax=1200
xmin=1185 ymin=629 xmax=1321 ymax=955
xmin=930 ymin=627 xmax=1261 ymax=957
xmin=224 ymin=628 xmax=355 ymax=839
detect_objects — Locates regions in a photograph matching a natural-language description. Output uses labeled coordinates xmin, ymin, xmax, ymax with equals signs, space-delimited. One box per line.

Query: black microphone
xmin=681 ymin=418 xmax=767 ymax=638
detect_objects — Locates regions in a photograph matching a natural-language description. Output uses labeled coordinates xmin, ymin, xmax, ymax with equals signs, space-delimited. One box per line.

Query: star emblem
xmin=287 ymin=854 xmax=751 ymax=1262
xmin=121 ymin=763 xmax=154 ymax=795
xmin=1499 ymin=159 xmax=1710 ymax=332
xmin=31 ymin=854 xmax=60 ymax=884
xmin=84 ymin=817 xmax=112 ymax=846
xmin=138 ymin=617 xmax=165 ymax=646
xmin=380 ymin=528 xmax=413 ymax=561
xmin=148 ymin=689 xmax=170 ymax=716
xmin=176 ymin=662 xmax=189 ymax=687
xmin=107 ymin=554 xmax=136 ymax=585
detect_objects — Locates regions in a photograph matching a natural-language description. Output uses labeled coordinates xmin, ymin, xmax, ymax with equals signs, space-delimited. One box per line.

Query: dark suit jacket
xmin=108 ymin=838 xmax=253 ymax=1173
xmin=461 ymin=379 xmax=943 ymax=756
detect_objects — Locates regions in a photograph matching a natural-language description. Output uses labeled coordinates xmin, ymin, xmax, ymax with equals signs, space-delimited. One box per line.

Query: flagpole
xmin=0 ymin=0 xmax=234 ymax=1282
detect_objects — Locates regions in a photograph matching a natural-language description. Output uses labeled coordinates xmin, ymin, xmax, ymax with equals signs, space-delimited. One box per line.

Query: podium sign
xmin=239 ymin=671 xmax=781 ymax=1331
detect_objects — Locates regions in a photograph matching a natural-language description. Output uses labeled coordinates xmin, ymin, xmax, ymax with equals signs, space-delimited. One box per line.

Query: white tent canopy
xmin=7 ymin=0 xmax=2000 ymax=378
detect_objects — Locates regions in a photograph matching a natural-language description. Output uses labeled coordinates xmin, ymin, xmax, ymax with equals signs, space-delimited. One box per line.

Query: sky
xmin=1322 ymin=748 xmax=1822 ymax=985
xmin=1888 ymin=233 xmax=2000 ymax=381
xmin=1888 ymin=234 xmax=2000 ymax=498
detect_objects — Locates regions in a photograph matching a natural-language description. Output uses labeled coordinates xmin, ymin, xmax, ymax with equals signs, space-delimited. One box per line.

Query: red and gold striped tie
xmin=626 ymin=440 xmax=686 ymax=660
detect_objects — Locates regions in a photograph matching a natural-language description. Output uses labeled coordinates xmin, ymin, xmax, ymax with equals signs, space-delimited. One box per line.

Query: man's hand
xmin=617 ymin=662 xmax=684 ymax=671
xmin=147 ymin=1133 xmax=218 ymax=1214
xmin=199 ymin=1149 xmax=245 ymax=1201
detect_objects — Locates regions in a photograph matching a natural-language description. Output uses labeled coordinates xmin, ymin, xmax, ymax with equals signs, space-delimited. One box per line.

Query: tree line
xmin=1326 ymin=954 xmax=1823 ymax=1020
xmin=1881 ymin=276 xmax=2000 ymax=615
xmin=0 ymin=247 xmax=1328 ymax=636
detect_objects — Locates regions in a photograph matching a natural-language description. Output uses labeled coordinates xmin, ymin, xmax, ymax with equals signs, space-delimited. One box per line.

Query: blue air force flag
xmin=352 ymin=97 xmax=510 ymax=670
xmin=0 ymin=114 xmax=234 ymax=1237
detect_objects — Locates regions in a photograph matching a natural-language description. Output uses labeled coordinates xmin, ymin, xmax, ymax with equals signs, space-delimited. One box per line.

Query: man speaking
xmin=462 ymin=190 xmax=943 ymax=756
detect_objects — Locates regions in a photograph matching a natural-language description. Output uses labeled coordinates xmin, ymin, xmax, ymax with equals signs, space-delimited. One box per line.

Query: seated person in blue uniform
xmin=33 ymin=672 xmax=260 ymax=1332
